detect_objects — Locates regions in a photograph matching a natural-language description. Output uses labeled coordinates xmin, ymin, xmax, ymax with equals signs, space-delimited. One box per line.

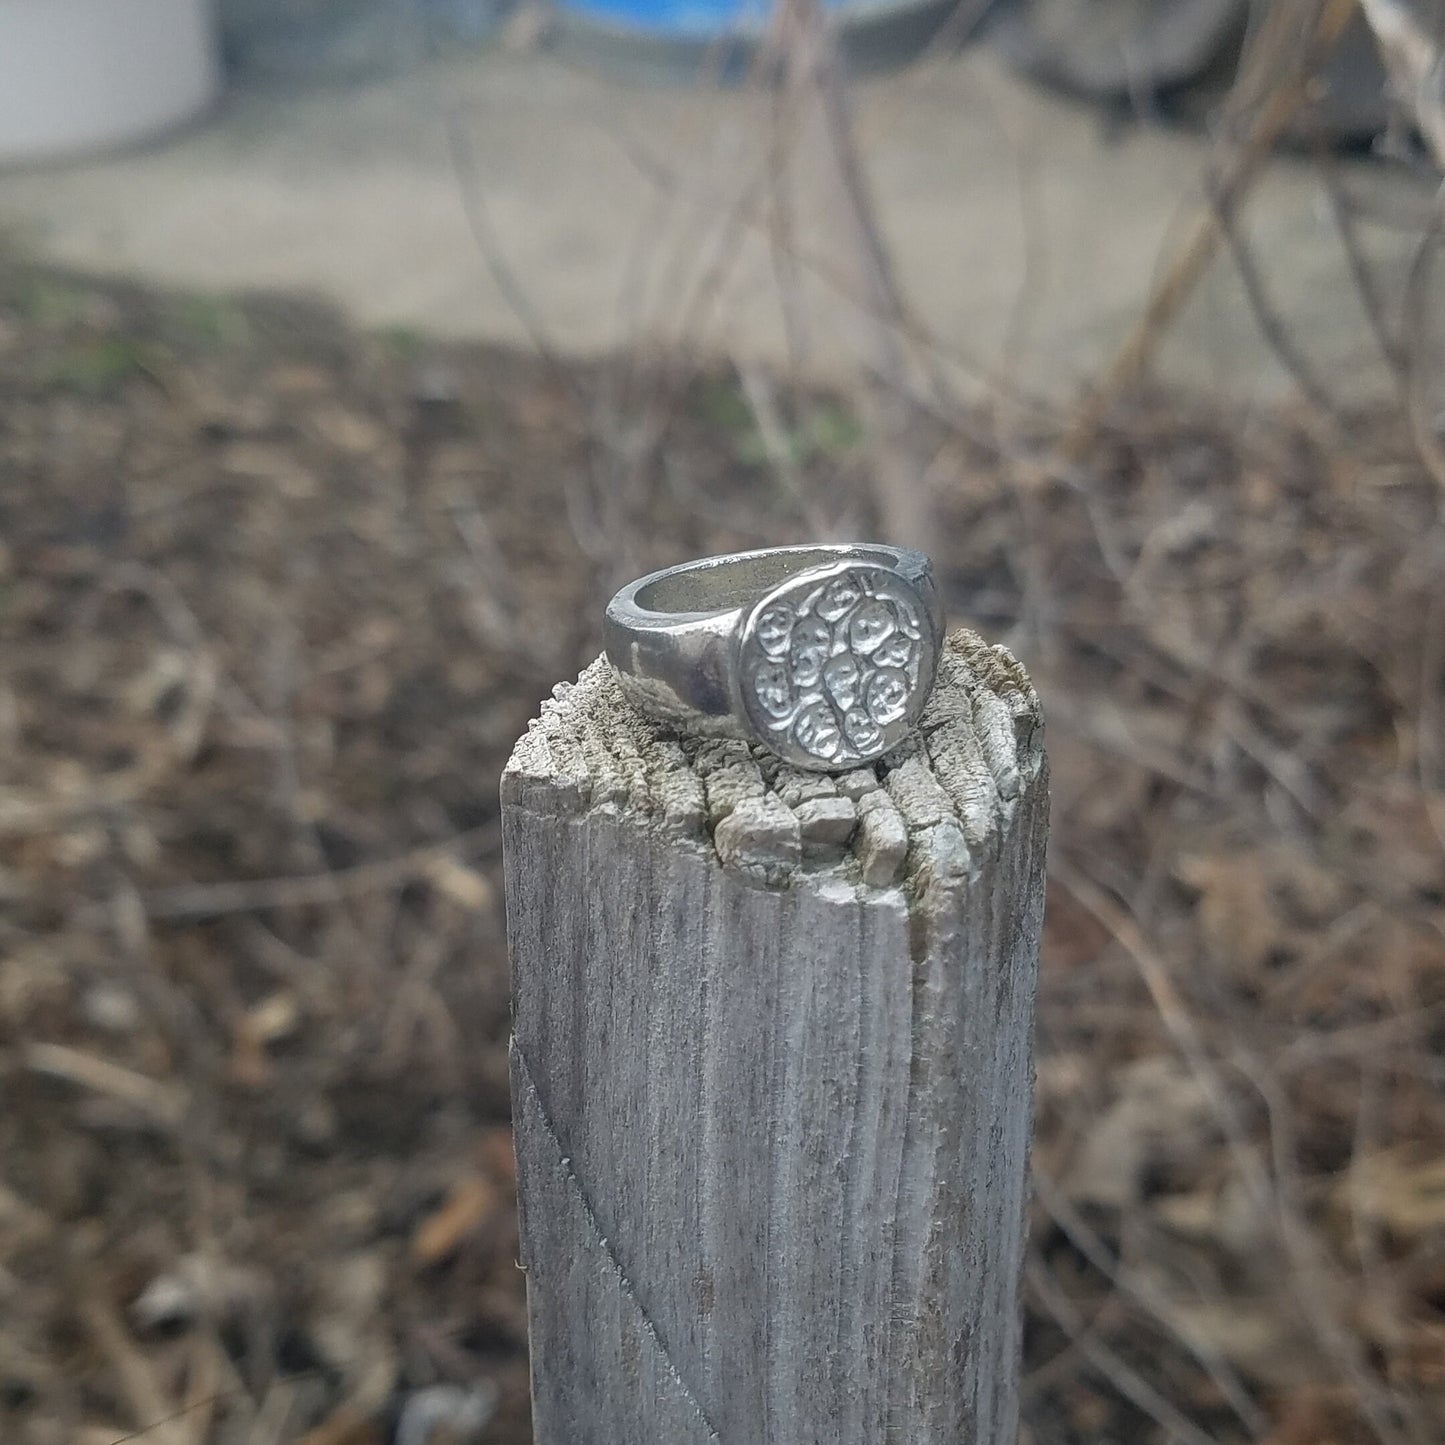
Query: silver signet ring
xmin=603 ymin=545 xmax=944 ymax=772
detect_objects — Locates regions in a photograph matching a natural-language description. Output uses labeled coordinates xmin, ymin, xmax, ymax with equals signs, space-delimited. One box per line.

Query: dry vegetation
xmin=0 ymin=243 xmax=1441 ymax=1444
xmin=3 ymin=5 xmax=1445 ymax=1442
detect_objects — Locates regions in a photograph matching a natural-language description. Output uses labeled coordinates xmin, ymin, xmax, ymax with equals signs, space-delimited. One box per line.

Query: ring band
xmin=603 ymin=544 xmax=944 ymax=772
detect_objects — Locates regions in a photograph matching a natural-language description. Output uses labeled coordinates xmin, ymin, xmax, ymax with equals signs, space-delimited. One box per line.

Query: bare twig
xmin=605 ymin=120 xmax=1053 ymax=414
xmin=1061 ymin=0 xmax=1361 ymax=456
xmin=1207 ymin=171 xmax=1345 ymax=418
xmin=1400 ymin=220 xmax=1445 ymax=493
xmin=1033 ymin=1169 xmax=1270 ymax=1436
xmin=1417 ymin=530 xmax=1445 ymax=849
xmin=86 ymin=820 xmax=498 ymax=924
xmin=1317 ymin=152 xmax=1411 ymax=378
xmin=79 ymin=1294 xmax=189 ymax=1445
xmin=1025 ymin=1258 xmax=1220 ymax=1445
xmin=776 ymin=0 xmax=934 ymax=546
xmin=1230 ymin=1046 xmax=1430 ymax=1444
xmin=444 ymin=110 xmax=577 ymax=399
xmin=735 ymin=360 xmax=836 ymax=535
xmin=23 ymin=1042 xmax=186 ymax=1129
xmin=1359 ymin=0 xmax=1445 ymax=164
xmin=1054 ymin=860 xmax=1417 ymax=1445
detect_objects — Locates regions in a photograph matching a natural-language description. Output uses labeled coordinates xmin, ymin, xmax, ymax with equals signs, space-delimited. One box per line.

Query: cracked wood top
xmin=504 ymin=627 xmax=1044 ymax=896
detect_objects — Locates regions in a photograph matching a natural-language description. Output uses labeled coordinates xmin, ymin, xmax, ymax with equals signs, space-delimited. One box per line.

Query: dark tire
xmin=987 ymin=0 xmax=1248 ymax=100
xmin=989 ymin=0 xmax=1392 ymax=148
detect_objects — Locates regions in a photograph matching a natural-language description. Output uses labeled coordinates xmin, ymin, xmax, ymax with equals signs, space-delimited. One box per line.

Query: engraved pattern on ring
xmin=739 ymin=564 xmax=934 ymax=768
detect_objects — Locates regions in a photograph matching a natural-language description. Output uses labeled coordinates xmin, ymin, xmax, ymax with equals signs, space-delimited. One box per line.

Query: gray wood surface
xmin=502 ymin=628 xmax=1049 ymax=1444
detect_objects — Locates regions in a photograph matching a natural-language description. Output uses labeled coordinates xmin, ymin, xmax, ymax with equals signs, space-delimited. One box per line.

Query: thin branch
xmin=79 ymin=1294 xmax=189 ymax=1445
xmin=1400 ymin=214 xmax=1445 ymax=493
xmin=1025 ymin=1259 xmax=1221 ymax=1445
xmin=778 ymin=0 xmax=934 ymax=547
xmin=1359 ymin=0 xmax=1445 ymax=165
xmin=1033 ymin=1169 xmax=1270 ymax=1436
xmin=1317 ymin=150 xmax=1410 ymax=379
xmin=1053 ymin=860 xmax=1417 ymax=1445
xmin=1207 ymin=169 xmax=1345 ymax=418
xmin=1061 ymin=0 xmax=1361 ymax=456
xmin=443 ymin=109 xmax=577 ymax=399
xmin=83 ymin=820 xmax=499 ymax=924
xmin=23 ymin=1042 xmax=186 ymax=1130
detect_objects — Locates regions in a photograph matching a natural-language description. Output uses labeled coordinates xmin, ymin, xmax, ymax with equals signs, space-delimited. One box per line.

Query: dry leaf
xmin=131 ymin=1252 xmax=268 ymax=1331
xmin=1154 ymin=1171 xmax=1269 ymax=1257
xmin=411 ymin=1174 xmax=499 ymax=1267
xmin=230 ymin=991 xmax=301 ymax=1087
xmin=218 ymin=440 xmax=317 ymax=499
xmin=309 ymin=1253 xmax=396 ymax=1407
xmin=1066 ymin=1057 xmax=1214 ymax=1209
xmin=1338 ymin=1150 xmax=1445 ymax=1236
xmin=425 ymin=855 xmax=494 ymax=913
xmin=310 ymin=403 xmax=387 ymax=456
xmin=1261 ymin=1386 xmax=1373 ymax=1444
xmin=1177 ymin=846 xmax=1347 ymax=979
xmin=477 ymin=1126 xmax=518 ymax=1191
xmin=1143 ymin=1291 xmax=1314 ymax=1387
xmin=395 ymin=1383 xmax=498 ymax=1445
xmin=298 ymin=1405 xmax=382 ymax=1445
xmin=1385 ymin=1319 xmax=1445 ymax=1388
xmin=1178 ymin=851 xmax=1285 ymax=976
xmin=244 ymin=991 xmax=301 ymax=1046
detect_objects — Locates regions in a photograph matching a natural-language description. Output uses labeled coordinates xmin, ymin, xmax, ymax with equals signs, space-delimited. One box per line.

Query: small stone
xmin=873 ymin=632 xmax=914 ymax=670
xmin=844 ymin=708 xmax=882 ymax=753
xmin=816 ymin=576 xmax=861 ymax=621
xmin=396 ymin=1383 xmax=498 ymax=1445
xmin=754 ymin=604 xmax=794 ymax=656
xmin=80 ymin=983 xmax=141 ymax=1034
xmin=788 ymin=619 xmax=831 ymax=686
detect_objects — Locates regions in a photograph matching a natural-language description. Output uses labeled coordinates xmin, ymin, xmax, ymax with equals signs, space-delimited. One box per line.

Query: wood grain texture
xmin=502 ymin=628 xmax=1049 ymax=1445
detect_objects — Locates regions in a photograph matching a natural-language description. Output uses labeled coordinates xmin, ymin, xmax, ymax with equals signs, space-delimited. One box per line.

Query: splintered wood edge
xmin=502 ymin=628 xmax=1044 ymax=897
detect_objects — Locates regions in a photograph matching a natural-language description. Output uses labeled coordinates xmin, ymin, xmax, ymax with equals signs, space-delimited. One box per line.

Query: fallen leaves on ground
xmin=1 ymin=262 xmax=1442 ymax=1443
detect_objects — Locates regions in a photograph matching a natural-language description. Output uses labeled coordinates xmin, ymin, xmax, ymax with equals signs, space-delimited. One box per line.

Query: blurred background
xmin=1 ymin=1 xmax=1444 ymax=1441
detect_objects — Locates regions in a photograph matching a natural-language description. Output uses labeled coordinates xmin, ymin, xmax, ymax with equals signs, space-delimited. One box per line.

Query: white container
xmin=0 ymin=0 xmax=220 ymax=165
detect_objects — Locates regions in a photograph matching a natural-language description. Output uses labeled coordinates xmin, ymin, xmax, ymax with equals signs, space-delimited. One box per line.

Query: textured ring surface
xmin=603 ymin=545 xmax=943 ymax=772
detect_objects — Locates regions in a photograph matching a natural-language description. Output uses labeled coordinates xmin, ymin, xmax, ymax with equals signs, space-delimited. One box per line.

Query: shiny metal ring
xmin=603 ymin=544 xmax=944 ymax=772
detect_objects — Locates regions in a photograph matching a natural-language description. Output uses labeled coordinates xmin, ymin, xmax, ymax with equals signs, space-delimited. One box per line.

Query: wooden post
xmin=502 ymin=628 xmax=1048 ymax=1444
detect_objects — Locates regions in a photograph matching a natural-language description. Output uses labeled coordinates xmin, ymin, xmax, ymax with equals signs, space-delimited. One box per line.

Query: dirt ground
xmin=1 ymin=260 xmax=1443 ymax=1445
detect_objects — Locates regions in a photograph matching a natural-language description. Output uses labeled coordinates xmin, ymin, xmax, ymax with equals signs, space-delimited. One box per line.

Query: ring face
xmin=738 ymin=561 xmax=938 ymax=770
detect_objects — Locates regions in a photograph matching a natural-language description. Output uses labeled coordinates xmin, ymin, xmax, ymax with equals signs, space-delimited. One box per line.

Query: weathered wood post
xmin=502 ymin=626 xmax=1048 ymax=1444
